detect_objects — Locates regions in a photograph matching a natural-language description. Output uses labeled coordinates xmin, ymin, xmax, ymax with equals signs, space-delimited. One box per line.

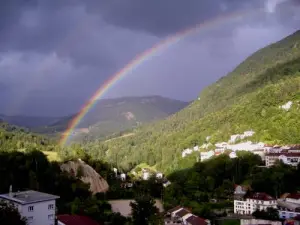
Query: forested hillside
xmin=80 ymin=30 xmax=300 ymax=173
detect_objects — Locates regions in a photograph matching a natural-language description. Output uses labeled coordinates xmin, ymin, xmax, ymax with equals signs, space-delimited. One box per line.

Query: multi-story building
xmin=234 ymin=192 xmax=277 ymax=215
xmin=0 ymin=189 xmax=59 ymax=225
xmin=278 ymin=193 xmax=300 ymax=219
xmin=265 ymin=153 xmax=300 ymax=167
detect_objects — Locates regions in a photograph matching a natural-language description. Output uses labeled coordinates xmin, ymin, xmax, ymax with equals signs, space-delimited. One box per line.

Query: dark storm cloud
xmin=84 ymin=0 xmax=263 ymax=36
xmin=0 ymin=0 xmax=299 ymax=116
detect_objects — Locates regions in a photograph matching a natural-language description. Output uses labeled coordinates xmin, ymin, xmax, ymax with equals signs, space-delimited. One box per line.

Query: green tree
xmin=130 ymin=195 xmax=163 ymax=225
xmin=0 ymin=201 xmax=27 ymax=225
xmin=252 ymin=207 xmax=279 ymax=221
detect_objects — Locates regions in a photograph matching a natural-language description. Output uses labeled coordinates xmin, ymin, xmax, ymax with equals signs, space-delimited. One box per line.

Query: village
xmin=181 ymin=130 xmax=300 ymax=168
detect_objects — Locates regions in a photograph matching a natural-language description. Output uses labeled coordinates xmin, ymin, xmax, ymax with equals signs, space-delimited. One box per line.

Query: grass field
xmin=18 ymin=149 xmax=60 ymax=162
xmin=42 ymin=151 xmax=60 ymax=161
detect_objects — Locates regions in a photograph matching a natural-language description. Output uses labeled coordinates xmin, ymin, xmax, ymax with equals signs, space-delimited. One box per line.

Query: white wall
xmin=234 ymin=199 xmax=277 ymax=215
xmin=286 ymin=198 xmax=300 ymax=204
xmin=278 ymin=210 xmax=300 ymax=219
xmin=241 ymin=219 xmax=281 ymax=225
xmin=19 ymin=200 xmax=56 ymax=225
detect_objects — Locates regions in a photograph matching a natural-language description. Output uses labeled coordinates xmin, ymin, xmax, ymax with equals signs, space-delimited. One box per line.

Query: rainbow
xmin=59 ymin=8 xmax=260 ymax=146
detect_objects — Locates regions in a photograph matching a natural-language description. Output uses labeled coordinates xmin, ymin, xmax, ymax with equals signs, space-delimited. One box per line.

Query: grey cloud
xmin=0 ymin=0 xmax=299 ymax=116
xmin=83 ymin=0 xmax=263 ymax=36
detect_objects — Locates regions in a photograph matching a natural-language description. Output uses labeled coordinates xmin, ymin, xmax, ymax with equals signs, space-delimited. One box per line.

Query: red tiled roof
xmin=266 ymin=153 xmax=300 ymax=157
xmin=186 ymin=215 xmax=207 ymax=225
xmin=287 ymin=193 xmax=300 ymax=200
xmin=57 ymin=215 xmax=101 ymax=225
xmin=247 ymin=192 xmax=275 ymax=201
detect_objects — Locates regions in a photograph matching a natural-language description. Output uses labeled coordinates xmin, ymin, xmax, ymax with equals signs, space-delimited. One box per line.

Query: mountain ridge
xmin=33 ymin=95 xmax=189 ymax=142
xmin=90 ymin=30 xmax=300 ymax=173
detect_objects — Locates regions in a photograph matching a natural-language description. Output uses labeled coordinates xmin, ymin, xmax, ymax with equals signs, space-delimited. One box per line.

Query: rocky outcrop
xmin=61 ymin=159 xmax=109 ymax=194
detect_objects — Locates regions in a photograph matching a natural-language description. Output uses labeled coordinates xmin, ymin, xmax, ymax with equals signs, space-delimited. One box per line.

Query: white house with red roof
xmin=57 ymin=215 xmax=101 ymax=225
xmin=234 ymin=192 xmax=277 ymax=215
xmin=165 ymin=206 xmax=210 ymax=225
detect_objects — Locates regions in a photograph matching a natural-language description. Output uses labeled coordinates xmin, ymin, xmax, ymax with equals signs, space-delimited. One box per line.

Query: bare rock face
xmin=60 ymin=159 xmax=109 ymax=194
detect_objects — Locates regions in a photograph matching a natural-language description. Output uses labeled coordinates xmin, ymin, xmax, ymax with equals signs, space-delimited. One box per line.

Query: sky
xmin=0 ymin=0 xmax=299 ymax=117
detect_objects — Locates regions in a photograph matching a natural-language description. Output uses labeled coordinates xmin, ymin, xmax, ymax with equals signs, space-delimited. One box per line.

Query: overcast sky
xmin=0 ymin=0 xmax=299 ymax=116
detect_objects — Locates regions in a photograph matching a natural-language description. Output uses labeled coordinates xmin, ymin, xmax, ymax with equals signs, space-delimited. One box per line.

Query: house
xmin=265 ymin=153 xmax=300 ymax=167
xmin=229 ymin=152 xmax=237 ymax=159
xmin=200 ymin=151 xmax=215 ymax=162
xmin=156 ymin=172 xmax=163 ymax=179
xmin=186 ymin=215 xmax=208 ymax=225
xmin=141 ymin=169 xmax=150 ymax=180
xmin=120 ymin=173 xmax=126 ymax=181
xmin=163 ymin=180 xmax=171 ymax=188
xmin=57 ymin=214 xmax=101 ymax=225
xmin=234 ymin=192 xmax=277 ymax=215
xmin=277 ymin=193 xmax=300 ymax=219
xmin=234 ymin=185 xmax=248 ymax=200
xmin=244 ymin=130 xmax=255 ymax=137
xmin=229 ymin=134 xmax=242 ymax=144
xmin=182 ymin=148 xmax=193 ymax=158
xmin=0 ymin=189 xmax=59 ymax=225
xmin=241 ymin=219 xmax=281 ymax=225
xmin=165 ymin=206 xmax=209 ymax=225
xmin=286 ymin=194 xmax=300 ymax=205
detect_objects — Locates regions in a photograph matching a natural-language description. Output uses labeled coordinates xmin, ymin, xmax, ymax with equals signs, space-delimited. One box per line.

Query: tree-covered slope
xmin=0 ymin=121 xmax=56 ymax=152
xmin=87 ymin=30 xmax=300 ymax=173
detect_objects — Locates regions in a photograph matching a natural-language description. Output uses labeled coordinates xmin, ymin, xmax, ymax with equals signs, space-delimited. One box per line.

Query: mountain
xmin=0 ymin=114 xmax=61 ymax=128
xmin=35 ymin=95 xmax=189 ymax=141
xmin=93 ymin=30 xmax=300 ymax=173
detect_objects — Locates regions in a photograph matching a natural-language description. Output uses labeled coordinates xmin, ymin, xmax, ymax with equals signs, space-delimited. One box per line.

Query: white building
xmin=166 ymin=206 xmax=209 ymax=225
xmin=193 ymin=146 xmax=199 ymax=151
xmin=0 ymin=190 xmax=59 ymax=225
xmin=120 ymin=173 xmax=126 ymax=181
xmin=200 ymin=150 xmax=215 ymax=162
xmin=277 ymin=193 xmax=300 ymax=219
xmin=234 ymin=192 xmax=277 ymax=215
xmin=156 ymin=172 xmax=163 ymax=179
xmin=182 ymin=148 xmax=193 ymax=158
xmin=265 ymin=153 xmax=300 ymax=167
xmin=142 ymin=171 xmax=150 ymax=180
xmin=229 ymin=152 xmax=238 ymax=159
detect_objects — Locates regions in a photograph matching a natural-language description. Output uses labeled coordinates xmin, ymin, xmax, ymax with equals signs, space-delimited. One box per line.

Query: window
xmin=48 ymin=214 xmax=54 ymax=220
xmin=28 ymin=206 xmax=34 ymax=212
xmin=48 ymin=204 xmax=54 ymax=210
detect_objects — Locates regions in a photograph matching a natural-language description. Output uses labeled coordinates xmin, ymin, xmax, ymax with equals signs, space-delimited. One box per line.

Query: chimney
xmin=9 ymin=185 xmax=13 ymax=197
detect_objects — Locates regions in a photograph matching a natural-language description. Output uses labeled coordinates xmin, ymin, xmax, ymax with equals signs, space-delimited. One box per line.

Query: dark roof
xmin=175 ymin=208 xmax=191 ymax=217
xmin=186 ymin=215 xmax=207 ymax=225
xmin=266 ymin=153 xmax=300 ymax=157
xmin=287 ymin=193 xmax=300 ymax=200
xmin=294 ymin=215 xmax=300 ymax=221
xmin=58 ymin=215 xmax=101 ymax=225
xmin=167 ymin=206 xmax=182 ymax=214
xmin=0 ymin=190 xmax=59 ymax=205
xmin=248 ymin=192 xmax=275 ymax=201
